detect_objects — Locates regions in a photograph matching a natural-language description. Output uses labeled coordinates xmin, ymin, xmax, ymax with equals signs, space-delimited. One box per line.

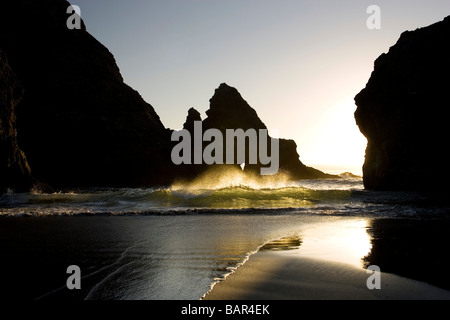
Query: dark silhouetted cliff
xmin=0 ymin=49 xmax=33 ymax=193
xmin=0 ymin=0 xmax=174 ymax=188
xmin=355 ymin=16 xmax=450 ymax=190
xmin=188 ymin=83 xmax=335 ymax=179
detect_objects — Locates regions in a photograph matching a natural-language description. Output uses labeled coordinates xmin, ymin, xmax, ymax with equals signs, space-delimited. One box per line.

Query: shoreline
xmin=203 ymin=250 xmax=450 ymax=300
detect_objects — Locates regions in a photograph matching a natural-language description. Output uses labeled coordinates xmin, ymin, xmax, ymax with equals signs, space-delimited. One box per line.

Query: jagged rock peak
xmin=183 ymin=107 xmax=202 ymax=132
xmin=204 ymin=83 xmax=267 ymax=131
xmin=201 ymin=83 xmax=335 ymax=180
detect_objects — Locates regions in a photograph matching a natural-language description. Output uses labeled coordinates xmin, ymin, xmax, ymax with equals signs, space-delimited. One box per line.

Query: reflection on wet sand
xmin=260 ymin=235 xmax=302 ymax=251
xmin=259 ymin=218 xmax=450 ymax=291
xmin=281 ymin=218 xmax=372 ymax=269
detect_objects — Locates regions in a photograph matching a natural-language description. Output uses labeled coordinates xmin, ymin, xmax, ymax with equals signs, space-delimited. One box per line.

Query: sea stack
xmin=201 ymin=83 xmax=334 ymax=179
xmin=355 ymin=16 xmax=450 ymax=191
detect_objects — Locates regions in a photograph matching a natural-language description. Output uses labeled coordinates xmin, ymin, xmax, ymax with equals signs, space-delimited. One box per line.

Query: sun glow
xmin=299 ymin=97 xmax=367 ymax=175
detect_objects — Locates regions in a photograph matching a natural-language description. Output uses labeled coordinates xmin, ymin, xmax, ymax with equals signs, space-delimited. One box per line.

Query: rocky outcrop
xmin=355 ymin=16 xmax=450 ymax=190
xmin=0 ymin=50 xmax=33 ymax=193
xmin=172 ymin=107 xmax=207 ymax=180
xmin=183 ymin=108 xmax=202 ymax=133
xmin=203 ymin=83 xmax=267 ymax=132
xmin=0 ymin=0 xmax=174 ymax=188
xmin=178 ymin=83 xmax=334 ymax=180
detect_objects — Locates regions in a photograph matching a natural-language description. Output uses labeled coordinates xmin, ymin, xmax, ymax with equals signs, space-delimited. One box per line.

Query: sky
xmin=72 ymin=0 xmax=450 ymax=174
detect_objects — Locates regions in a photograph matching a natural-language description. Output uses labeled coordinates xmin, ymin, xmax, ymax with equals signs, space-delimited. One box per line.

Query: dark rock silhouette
xmin=0 ymin=50 xmax=33 ymax=193
xmin=203 ymin=83 xmax=267 ymax=132
xmin=0 ymin=0 xmax=175 ymax=188
xmin=355 ymin=16 xmax=450 ymax=190
xmin=198 ymin=83 xmax=334 ymax=179
xmin=183 ymin=108 xmax=202 ymax=133
xmin=171 ymin=107 xmax=208 ymax=180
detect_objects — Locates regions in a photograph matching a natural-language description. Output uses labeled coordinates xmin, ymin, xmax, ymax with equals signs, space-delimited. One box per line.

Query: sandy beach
xmin=204 ymin=250 xmax=450 ymax=300
xmin=205 ymin=218 xmax=450 ymax=300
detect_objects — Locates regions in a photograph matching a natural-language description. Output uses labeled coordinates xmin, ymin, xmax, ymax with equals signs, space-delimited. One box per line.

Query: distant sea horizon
xmin=308 ymin=163 xmax=363 ymax=176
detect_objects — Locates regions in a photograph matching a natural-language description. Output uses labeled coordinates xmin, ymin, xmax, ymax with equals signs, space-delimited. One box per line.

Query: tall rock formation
xmin=172 ymin=107 xmax=208 ymax=180
xmin=355 ymin=16 xmax=450 ymax=190
xmin=0 ymin=0 xmax=174 ymax=188
xmin=175 ymin=83 xmax=334 ymax=180
xmin=0 ymin=50 xmax=33 ymax=193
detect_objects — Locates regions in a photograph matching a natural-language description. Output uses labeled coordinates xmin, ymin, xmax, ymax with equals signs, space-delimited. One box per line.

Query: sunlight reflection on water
xmin=290 ymin=218 xmax=372 ymax=268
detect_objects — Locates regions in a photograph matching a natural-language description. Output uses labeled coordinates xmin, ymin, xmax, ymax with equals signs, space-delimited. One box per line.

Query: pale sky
xmin=73 ymin=0 xmax=450 ymax=174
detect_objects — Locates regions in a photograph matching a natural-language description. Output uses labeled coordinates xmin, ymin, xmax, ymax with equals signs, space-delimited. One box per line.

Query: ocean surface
xmin=1 ymin=175 xmax=448 ymax=217
xmin=1 ymin=175 xmax=450 ymax=300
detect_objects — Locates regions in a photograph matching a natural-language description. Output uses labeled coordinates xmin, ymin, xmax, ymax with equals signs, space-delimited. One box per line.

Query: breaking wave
xmin=1 ymin=171 xmax=449 ymax=218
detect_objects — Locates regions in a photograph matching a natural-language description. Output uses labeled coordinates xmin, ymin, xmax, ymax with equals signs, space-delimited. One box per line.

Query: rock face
xmin=0 ymin=0 xmax=174 ymax=188
xmin=178 ymin=83 xmax=334 ymax=180
xmin=355 ymin=16 xmax=450 ymax=190
xmin=0 ymin=50 xmax=33 ymax=193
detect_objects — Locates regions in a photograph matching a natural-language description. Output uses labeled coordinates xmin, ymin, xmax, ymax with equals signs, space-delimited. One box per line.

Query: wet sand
xmin=204 ymin=250 xmax=450 ymax=300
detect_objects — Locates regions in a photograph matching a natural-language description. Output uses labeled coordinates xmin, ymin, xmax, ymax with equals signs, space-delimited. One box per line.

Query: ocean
xmin=1 ymin=175 xmax=449 ymax=300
